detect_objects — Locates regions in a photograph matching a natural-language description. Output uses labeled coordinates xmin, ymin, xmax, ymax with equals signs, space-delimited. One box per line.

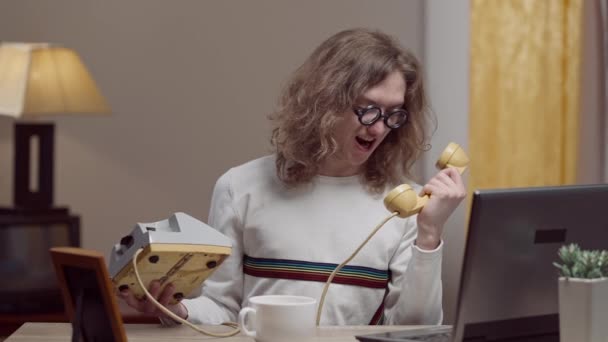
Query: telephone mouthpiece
xmin=383 ymin=184 xmax=418 ymax=218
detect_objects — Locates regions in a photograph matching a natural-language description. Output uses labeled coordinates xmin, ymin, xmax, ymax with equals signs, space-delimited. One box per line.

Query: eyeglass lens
xmin=359 ymin=107 xmax=407 ymax=128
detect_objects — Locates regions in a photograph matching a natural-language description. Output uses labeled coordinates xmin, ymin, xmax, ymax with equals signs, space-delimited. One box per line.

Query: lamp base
xmin=13 ymin=122 xmax=55 ymax=210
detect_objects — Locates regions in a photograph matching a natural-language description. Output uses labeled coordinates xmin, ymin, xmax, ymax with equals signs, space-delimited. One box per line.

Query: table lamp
xmin=0 ymin=42 xmax=110 ymax=214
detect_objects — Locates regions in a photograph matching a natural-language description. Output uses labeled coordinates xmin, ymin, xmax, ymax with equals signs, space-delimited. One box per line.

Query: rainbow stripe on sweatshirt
xmin=243 ymin=255 xmax=390 ymax=324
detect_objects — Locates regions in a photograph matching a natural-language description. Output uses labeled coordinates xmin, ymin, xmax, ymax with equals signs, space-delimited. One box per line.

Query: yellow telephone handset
xmin=383 ymin=142 xmax=470 ymax=218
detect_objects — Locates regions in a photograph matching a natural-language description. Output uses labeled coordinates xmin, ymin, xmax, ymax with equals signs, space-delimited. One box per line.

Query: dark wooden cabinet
xmin=0 ymin=208 xmax=79 ymax=336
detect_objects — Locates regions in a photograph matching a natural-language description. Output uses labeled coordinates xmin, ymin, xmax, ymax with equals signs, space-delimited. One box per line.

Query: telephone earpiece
xmin=383 ymin=142 xmax=469 ymax=218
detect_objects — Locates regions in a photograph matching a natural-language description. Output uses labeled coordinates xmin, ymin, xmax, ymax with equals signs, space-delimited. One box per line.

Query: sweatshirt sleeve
xmin=383 ymin=217 xmax=444 ymax=325
xmin=181 ymin=170 xmax=244 ymax=324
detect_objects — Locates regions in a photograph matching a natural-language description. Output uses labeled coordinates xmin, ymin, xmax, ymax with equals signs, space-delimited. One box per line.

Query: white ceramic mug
xmin=238 ymin=295 xmax=317 ymax=342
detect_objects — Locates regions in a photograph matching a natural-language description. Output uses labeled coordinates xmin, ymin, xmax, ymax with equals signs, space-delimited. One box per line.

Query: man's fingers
xmin=419 ymin=166 xmax=467 ymax=199
xmin=443 ymin=167 xmax=464 ymax=184
xmin=143 ymin=281 xmax=162 ymax=313
xmin=436 ymin=171 xmax=456 ymax=187
xmin=421 ymin=183 xmax=439 ymax=197
xmin=158 ymin=283 xmax=175 ymax=307
xmin=121 ymin=289 xmax=145 ymax=312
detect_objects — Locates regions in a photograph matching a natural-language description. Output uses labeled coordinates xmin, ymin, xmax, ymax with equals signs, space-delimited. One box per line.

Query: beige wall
xmin=423 ymin=0 xmax=470 ymax=324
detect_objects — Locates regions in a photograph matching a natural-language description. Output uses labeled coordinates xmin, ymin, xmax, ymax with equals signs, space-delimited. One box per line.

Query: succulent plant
xmin=553 ymin=244 xmax=608 ymax=279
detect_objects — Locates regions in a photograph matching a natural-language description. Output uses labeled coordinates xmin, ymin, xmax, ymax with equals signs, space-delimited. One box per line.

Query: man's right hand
xmin=119 ymin=280 xmax=188 ymax=320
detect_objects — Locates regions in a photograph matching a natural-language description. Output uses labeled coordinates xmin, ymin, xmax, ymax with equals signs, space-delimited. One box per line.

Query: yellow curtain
xmin=470 ymin=0 xmax=583 ymax=190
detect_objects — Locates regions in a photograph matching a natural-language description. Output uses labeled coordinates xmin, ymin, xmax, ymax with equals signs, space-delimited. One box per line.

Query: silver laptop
xmin=357 ymin=184 xmax=608 ymax=342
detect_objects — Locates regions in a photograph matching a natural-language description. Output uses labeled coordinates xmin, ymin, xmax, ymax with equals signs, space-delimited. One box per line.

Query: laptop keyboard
xmin=404 ymin=332 xmax=451 ymax=342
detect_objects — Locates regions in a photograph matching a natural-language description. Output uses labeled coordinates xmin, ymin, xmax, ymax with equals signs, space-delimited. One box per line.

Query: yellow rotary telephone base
xmin=112 ymin=243 xmax=231 ymax=304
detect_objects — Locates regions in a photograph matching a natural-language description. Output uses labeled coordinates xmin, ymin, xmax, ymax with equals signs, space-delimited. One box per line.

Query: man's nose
xmin=367 ymin=119 xmax=387 ymax=136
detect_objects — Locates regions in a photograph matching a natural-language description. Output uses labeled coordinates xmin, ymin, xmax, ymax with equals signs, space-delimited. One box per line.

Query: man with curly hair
xmin=121 ymin=28 xmax=466 ymax=326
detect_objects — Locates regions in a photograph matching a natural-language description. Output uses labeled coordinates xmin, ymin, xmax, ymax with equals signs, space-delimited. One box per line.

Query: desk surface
xmin=6 ymin=322 xmax=423 ymax=341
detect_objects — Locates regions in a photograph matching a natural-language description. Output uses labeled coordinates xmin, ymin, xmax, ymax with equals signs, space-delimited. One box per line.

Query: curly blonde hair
xmin=270 ymin=28 xmax=434 ymax=193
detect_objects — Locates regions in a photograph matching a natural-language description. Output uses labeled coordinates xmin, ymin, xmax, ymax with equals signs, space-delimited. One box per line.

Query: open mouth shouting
xmin=355 ymin=136 xmax=376 ymax=151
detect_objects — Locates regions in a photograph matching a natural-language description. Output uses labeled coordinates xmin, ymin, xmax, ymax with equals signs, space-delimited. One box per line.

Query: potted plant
xmin=553 ymin=244 xmax=608 ymax=342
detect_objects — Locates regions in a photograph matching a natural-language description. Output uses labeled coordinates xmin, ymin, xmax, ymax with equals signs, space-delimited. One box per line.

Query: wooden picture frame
xmin=50 ymin=247 xmax=127 ymax=342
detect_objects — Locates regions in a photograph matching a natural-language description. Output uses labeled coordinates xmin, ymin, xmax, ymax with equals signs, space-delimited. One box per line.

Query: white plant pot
xmin=558 ymin=277 xmax=608 ymax=342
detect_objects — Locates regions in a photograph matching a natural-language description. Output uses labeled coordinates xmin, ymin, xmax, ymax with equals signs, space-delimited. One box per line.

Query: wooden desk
xmin=5 ymin=323 xmax=423 ymax=341
xmin=0 ymin=301 xmax=157 ymax=337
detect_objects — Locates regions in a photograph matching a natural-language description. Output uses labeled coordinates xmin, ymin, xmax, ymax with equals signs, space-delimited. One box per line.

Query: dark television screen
xmin=0 ymin=216 xmax=79 ymax=313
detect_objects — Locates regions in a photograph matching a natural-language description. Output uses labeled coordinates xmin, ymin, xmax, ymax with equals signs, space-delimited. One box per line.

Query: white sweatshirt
xmin=182 ymin=155 xmax=443 ymax=326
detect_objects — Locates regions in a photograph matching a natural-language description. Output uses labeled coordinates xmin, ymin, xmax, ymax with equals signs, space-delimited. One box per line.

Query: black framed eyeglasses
xmin=353 ymin=105 xmax=408 ymax=129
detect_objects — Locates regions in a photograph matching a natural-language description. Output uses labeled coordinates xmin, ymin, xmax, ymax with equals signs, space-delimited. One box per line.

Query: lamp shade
xmin=0 ymin=42 xmax=110 ymax=118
